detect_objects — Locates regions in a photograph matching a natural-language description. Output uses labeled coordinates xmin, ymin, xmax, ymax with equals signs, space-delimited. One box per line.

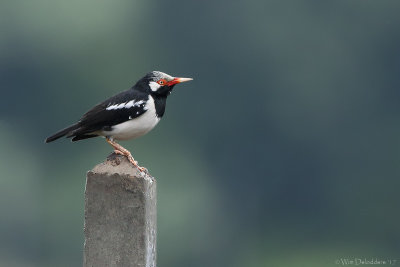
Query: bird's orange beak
xmin=167 ymin=77 xmax=193 ymax=86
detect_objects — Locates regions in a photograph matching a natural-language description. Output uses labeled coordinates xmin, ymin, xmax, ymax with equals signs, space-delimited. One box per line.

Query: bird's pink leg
xmin=106 ymin=137 xmax=147 ymax=173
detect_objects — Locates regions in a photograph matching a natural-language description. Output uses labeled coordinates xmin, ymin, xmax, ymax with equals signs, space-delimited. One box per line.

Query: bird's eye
xmin=157 ymin=79 xmax=166 ymax=85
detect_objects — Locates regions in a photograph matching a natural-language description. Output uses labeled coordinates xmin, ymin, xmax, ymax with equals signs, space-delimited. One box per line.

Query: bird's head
xmin=136 ymin=71 xmax=193 ymax=97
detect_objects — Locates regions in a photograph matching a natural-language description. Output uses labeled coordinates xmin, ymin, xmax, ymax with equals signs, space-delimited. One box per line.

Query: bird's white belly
xmin=101 ymin=97 xmax=160 ymax=140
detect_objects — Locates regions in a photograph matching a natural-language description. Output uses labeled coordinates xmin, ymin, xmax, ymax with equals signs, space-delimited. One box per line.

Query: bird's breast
xmin=101 ymin=96 xmax=160 ymax=140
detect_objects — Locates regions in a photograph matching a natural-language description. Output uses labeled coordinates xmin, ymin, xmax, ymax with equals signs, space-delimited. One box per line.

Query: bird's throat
xmin=153 ymin=96 xmax=167 ymax=118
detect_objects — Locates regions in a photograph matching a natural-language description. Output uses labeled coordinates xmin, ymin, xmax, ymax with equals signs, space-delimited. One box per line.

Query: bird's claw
xmin=137 ymin=166 xmax=148 ymax=174
xmin=112 ymin=146 xmax=147 ymax=174
xmin=114 ymin=150 xmax=125 ymax=156
xmin=127 ymin=155 xmax=148 ymax=174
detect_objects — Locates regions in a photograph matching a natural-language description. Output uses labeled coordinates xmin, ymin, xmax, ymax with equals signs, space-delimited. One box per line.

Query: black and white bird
xmin=45 ymin=71 xmax=193 ymax=172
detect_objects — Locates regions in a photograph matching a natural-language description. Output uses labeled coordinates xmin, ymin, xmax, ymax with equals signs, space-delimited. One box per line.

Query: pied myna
xmin=45 ymin=71 xmax=193 ymax=172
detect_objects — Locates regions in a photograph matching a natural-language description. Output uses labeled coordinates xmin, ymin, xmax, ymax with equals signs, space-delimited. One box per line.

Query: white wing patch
xmin=101 ymin=95 xmax=160 ymax=140
xmin=106 ymin=100 xmax=146 ymax=111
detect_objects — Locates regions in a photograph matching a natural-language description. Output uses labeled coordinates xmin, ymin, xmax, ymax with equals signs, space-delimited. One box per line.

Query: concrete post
xmin=83 ymin=153 xmax=156 ymax=267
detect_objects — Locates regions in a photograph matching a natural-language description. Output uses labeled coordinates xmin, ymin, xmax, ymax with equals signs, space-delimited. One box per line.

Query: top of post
xmin=90 ymin=153 xmax=155 ymax=182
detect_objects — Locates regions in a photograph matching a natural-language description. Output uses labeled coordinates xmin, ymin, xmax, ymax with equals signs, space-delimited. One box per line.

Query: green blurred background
xmin=1 ymin=1 xmax=399 ymax=266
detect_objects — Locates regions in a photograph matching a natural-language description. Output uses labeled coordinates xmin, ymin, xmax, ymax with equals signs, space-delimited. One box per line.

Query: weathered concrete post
xmin=83 ymin=153 xmax=156 ymax=267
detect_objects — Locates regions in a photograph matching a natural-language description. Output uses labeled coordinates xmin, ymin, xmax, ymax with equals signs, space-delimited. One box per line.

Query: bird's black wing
xmin=70 ymin=89 xmax=149 ymax=136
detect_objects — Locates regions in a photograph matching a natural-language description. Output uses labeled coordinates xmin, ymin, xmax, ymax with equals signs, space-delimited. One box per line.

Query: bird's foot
xmin=113 ymin=149 xmax=138 ymax=165
xmin=137 ymin=166 xmax=148 ymax=174
xmin=113 ymin=149 xmax=124 ymax=156
xmin=126 ymin=154 xmax=148 ymax=174
xmin=107 ymin=138 xmax=147 ymax=173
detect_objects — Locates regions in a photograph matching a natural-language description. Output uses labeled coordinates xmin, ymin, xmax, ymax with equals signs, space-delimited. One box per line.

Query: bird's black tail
xmin=45 ymin=123 xmax=80 ymax=143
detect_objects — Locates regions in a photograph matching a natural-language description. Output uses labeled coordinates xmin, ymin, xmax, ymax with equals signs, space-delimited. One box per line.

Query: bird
xmin=45 ymin=71 xmax=193 ymax=172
